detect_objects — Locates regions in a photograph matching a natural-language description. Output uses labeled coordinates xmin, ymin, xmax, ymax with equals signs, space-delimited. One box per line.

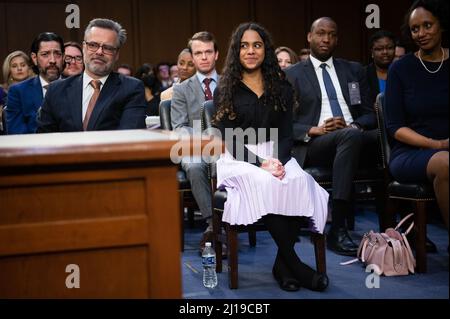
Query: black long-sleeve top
xmin=213 ymin=80 xmax=294 ymax=166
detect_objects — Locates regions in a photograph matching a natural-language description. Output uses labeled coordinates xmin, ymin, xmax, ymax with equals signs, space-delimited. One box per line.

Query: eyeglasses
xmin=64 ymin=55 xmax=83 ymax=64
xmin=373 ymin=46 xmax=395 ymax=53
xmin=83 ymin=41 xmax=118 ymax=55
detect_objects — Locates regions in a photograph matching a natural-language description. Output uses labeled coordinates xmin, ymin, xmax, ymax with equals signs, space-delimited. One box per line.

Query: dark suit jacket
xmin=6 ymin=76 xmax=44 ymax=134
xmin=37 ymin=72 xmax=146 ymax=133
xmin=285 ymin=58 xmax=376 ymax=165
xmin=364 ymin=63 xmax=380 ymax=108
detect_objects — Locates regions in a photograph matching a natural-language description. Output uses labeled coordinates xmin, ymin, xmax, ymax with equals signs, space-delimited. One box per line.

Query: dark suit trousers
xmin=304 ymin=127 xmax=378 ymax=201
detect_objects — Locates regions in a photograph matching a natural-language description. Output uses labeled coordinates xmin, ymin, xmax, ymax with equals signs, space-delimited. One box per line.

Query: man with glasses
xmin=62 ymin=41 xmax=84 ymax=78
xmin=6 ymin=32 xmax=64 ymax=134
xmin=37 ymin=18 xmax=146 ymax=132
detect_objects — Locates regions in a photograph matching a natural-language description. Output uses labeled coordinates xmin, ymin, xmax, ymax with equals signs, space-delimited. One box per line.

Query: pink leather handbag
xmin=343 ymin=213 xmax=416 ymax=276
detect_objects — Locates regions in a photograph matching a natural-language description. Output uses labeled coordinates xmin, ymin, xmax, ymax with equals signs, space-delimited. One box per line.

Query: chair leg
xmin=226 ymin=224 xmax=239 ymax=289
xmin=382 ymin=197 xmax=397 ymax=231
xmin=248 ymin=228 xmax=256 ymax=247
xmin=187 ymin=206 xmax=195 ymax=228
xmin=312 ymin=233 xmax=327 ymax=274
xmin=415 ymin=201 xmax=427 ymax=273
xmin=213 ymin=209 xmax=223 ymax=273
xmin=180 ymin=192 xmax=185 ymax=252
xmin=374 ymin=181 xmax=387 ymax=231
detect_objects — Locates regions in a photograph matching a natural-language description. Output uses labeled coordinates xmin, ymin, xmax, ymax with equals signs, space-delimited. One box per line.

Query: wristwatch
xmin=349 ymin=123 xmax=363 ymax=131
xmin=303 ymin=133 xmax=311 ymax=143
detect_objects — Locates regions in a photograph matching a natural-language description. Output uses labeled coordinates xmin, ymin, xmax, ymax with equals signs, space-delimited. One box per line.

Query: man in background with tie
xmin=171 ymin=31 xmax=219 ymax=253
xmin=37 ymin=18 xmax=146 ymax=132
xmin=285 ymin=17 xmax=378 ymax=256
xmin=6 ymin=32 xmax=64 ymax=134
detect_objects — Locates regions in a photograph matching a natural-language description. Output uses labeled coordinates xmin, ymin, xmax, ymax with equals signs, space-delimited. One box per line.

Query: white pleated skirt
xmin=216 ymin=142 xmax=329 ymax=233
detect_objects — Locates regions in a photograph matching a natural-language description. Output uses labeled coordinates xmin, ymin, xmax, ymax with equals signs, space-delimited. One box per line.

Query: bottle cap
xmin=205 ymin=242 xmax=212 ymax=247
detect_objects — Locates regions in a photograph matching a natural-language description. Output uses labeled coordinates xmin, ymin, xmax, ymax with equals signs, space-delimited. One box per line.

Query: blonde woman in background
xmin=1 ymin=50 xmax=34 ymax=133
xmin=275 ymin=46 xmax=299 ymax=69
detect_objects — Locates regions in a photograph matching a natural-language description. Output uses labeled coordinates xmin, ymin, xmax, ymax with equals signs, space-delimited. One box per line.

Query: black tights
xmin=262 ymin=214 xmax=318 ymax=290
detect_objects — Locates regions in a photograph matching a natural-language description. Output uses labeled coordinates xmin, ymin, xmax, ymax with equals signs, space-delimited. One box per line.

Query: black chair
xmin=202 ymin=100 xmax=326 ymax=289
xmin=159 ymin=99 xmax=198 ymax=251
xmin=301 ymin=116 xmax=386 ymax=231
xmin=303 ymin=166 xmax=385 ymax=231
xmin=159 ymin=99 xmax=172 ymax=131
xmin=375 ymin=92 xmax=435 ymax=273
xmin=1 ymin=105 xmax=7 ymax=134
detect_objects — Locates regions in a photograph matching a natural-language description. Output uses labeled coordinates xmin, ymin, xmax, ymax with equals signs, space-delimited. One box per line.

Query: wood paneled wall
xmin=0 ymin=0 xmax=412 ymax=82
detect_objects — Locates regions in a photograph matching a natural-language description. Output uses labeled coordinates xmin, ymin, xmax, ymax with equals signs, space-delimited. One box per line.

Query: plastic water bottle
xmin=202 ymin=242 xmax=218 ymax=288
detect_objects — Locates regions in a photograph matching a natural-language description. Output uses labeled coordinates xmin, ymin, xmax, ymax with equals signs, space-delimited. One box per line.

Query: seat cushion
xmin=304 ymin=166 xmax=382 ymax=184
xmin=304 ymin=167 xmax=332 ymax=183
xmin=388 ymin=181 xmax=434 ymax=199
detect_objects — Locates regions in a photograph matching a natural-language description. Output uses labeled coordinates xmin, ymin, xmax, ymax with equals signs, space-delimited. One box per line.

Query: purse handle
xmin=394 ymin=213 xmax=414 ymax=235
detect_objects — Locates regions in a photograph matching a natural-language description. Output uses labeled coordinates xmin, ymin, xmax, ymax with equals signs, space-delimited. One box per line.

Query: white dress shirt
xmin=196 ymin=70 xmax=218 ymax=97
xmin=39 ymin=76 xmax=49 ymax=97
xmin=309 ymin=55 xmax=354 ymax=126
xmin=82 ymin=72 xmax=109 ymax=121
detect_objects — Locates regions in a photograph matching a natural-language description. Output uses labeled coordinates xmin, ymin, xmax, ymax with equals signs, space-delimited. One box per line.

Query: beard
xmin=42 ymin=65 xmax=62 ymax=82
xmin=86 ymin=57 xmax=113 ymax=77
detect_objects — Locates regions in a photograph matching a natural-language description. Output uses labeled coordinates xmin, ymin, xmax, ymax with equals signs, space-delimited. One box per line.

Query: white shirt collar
xmin=310 ymin=55 xmax=334 ymax=71
xmin=196 ymin=70 xmax=218 ymax=84
xmin=83 ymin=71 xmax=109 ymax=90
xmin=39 ymin=76 xmax=49 ymax=89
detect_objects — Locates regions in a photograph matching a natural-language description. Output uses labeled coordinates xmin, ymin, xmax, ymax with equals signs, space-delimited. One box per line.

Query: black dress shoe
xmin=272 ymin=267 xmax=300 ymax=292
xmin=310 ymin=273 xmax=329 ymax=292
xmin=327 ymin=227 xmax=358 ymax=256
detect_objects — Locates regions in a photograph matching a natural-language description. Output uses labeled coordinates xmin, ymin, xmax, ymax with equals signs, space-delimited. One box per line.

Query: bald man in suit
xmin=286 ymin=17 xmax=378 ymax=256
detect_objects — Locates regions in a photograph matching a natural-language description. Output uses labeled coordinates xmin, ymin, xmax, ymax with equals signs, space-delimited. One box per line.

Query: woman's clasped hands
xmin=261 ymin=158 xmax=286 ymax=180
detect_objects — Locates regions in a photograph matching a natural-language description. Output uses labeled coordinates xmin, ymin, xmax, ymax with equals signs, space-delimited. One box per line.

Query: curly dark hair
xmin=214 ymin=22 xmax=288 ymax=124
xmin=401 ymin=0 xmax=449 ymax=48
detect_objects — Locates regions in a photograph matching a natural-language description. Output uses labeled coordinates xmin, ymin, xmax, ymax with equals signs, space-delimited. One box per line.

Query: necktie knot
xmin=90 ymin=80 xmax=102 ymax=90
xmin=203 ymin=78 xmax=212 ymax=86
xmin=320 ymin=63 xmax=327 ymax=70
xmin=43 ymin=84 xmax=49 ymax=90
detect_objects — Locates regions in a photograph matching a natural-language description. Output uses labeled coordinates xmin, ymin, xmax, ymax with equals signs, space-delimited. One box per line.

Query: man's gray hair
xmin=84 ymin=18 xmax=127 ymax=47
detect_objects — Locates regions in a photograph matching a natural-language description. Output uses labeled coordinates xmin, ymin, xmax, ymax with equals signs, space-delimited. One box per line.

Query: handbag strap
xmin=340 ymin=236 xmax=369 ymax=266
xmin=394 ymin=213 xmax=415 ymax=235
xmin=381 ymin=233 xmax=404 ymax=273
xmin=401 ymin=233 xmax=416 ymax=272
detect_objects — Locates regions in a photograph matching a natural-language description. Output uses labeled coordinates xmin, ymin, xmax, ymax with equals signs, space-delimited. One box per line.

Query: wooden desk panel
xmin=0 ymin=130 xmax=218 ymax=298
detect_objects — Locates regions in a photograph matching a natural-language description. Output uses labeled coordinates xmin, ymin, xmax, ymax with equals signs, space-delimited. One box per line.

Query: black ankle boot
xmin=272 ymin=266 xmax=300 ymax=292
xmin=293 ymin=261 xmax=329 ymax=292
xmin=310 ymin=273 xmax=329 ymax=292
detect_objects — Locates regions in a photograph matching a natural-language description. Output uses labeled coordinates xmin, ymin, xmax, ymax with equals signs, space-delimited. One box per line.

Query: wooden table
xmin=0 ymin=129 xmax=219 ymax=298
